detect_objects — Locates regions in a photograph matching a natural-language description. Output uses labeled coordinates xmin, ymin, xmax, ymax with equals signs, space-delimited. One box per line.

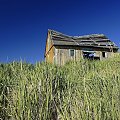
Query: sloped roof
xmin=48 ymin=29 xmax=119 ymax=49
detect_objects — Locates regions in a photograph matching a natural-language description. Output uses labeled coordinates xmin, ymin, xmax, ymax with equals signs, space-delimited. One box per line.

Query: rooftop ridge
xmin=48 ymin=29 xmax=106 ymax=39
xmin=48 ymin=29 xmax=73 ymax=38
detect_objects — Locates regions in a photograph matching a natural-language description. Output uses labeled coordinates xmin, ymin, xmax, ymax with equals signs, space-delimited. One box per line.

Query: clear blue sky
xmin=0 ymin=0 xmax=120 ymax=63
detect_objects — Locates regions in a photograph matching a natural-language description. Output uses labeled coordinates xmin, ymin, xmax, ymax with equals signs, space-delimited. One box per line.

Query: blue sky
xmin=0 ymin=0 xmax=120 ymax=63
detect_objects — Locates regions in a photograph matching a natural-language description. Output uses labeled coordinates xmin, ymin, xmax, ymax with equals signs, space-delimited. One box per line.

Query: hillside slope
xmin=0 ymin=54 xmax=120 ymax=120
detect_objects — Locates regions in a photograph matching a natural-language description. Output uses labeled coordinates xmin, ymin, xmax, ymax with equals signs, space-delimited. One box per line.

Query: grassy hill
xmin=0 ymin=54 xmax=120 ymax=120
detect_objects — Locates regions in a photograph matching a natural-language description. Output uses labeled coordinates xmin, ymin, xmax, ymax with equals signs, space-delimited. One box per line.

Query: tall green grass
xmin=0 ymin=54 xmax=120 ymax=120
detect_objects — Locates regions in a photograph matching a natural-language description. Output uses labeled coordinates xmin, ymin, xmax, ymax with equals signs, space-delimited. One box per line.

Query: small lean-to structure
xmin=44 ymin=29 xmax=119 ymax=65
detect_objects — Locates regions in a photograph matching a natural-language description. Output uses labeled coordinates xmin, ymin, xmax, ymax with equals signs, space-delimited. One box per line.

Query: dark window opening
xmin=70 ymin=49 xmax=74 ymax=57
xmin=102 ymin=52 xmax=106 ymax=57
xmin=83 ymin=51 xmax=100 ymax=60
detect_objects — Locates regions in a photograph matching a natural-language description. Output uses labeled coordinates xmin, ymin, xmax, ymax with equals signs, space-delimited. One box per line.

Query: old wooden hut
xmin=44 ymin=29 xmax=119 ymax=65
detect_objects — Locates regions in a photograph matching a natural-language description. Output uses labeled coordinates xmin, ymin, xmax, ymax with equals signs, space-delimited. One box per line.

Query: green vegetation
xmin=0 ymin=54 xmax=120 ymax=120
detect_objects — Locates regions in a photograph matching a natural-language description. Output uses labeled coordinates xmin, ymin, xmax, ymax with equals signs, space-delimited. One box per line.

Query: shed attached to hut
xmin=44 ymin=29 xmax=119 ymax=65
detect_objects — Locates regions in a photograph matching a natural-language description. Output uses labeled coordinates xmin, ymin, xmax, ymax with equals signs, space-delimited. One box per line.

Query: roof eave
xmin=53 ymin=44 xmax=119 ymax=50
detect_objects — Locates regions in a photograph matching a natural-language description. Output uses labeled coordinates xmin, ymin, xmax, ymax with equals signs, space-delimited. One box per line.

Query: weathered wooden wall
xmin=45 ymin=32 xmax=54 ymax=63
xmin=53 ymin=46 xmax=117 ymax=65
xmin=100 ymin=52 xmax=116 ymax=60
xmin=54 ymin=47 xmax=83 ymax=65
